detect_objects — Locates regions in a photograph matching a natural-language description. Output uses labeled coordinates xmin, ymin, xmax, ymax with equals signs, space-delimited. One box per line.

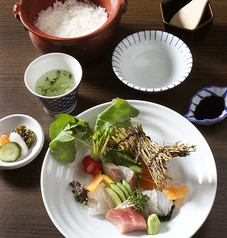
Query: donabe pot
xmin=13 ymin=0 xmax=128 ymax=63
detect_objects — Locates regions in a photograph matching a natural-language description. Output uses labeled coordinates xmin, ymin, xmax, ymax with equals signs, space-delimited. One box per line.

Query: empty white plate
xmin=112 ymin=30 xmax=193 ymax=92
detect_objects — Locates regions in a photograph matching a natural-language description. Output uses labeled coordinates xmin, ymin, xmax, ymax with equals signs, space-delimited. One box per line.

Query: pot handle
xmin=118 ymin=0 xmax=128 ymax=22
xmin=13 ymin=3 xmax=22 ymax=21
xmin=13 ymin=3 xmax=28 ymax=31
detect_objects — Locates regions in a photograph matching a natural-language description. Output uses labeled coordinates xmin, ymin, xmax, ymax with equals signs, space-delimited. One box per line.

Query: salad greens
xmin=49 ymin=98 xmax=139 ymax=163
xmin=102 ymin=149 xmax=143 ymax=179
xmin=116 ymin=187 xmax=150 ymax=212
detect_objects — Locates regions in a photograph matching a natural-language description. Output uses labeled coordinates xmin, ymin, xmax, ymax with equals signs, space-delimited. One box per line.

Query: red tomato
xmin=82 ymin=155 xmax=102 ymax=174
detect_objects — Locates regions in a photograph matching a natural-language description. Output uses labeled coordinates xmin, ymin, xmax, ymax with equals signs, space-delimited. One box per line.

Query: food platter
xmin=41 ymin=100 xmax=217 ymax=238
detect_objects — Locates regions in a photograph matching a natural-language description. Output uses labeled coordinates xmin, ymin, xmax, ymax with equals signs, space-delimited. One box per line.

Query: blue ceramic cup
xmin=24 ymin=53 xmax=82 ymax=116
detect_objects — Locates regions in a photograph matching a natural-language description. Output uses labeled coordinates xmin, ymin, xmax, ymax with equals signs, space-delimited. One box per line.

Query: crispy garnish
xmin=109 ymin=124 xmax=196 ymax=188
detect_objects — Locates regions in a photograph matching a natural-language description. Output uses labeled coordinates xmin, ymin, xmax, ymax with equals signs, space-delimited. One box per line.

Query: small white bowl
xmin=0 ymin=114 xmax=45 ymax=169
xmin=185 ymin=86 xmax=227 ymax=126
xmin=112 ymin=30 xmax=193 ymax=92
xmin=24 ymin=53 xmax=82 ymax=116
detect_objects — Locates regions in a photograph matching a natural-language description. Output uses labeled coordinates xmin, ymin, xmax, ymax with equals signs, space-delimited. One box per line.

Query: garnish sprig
xmin=110 ymin=124 xmax=196 ymax=188
xmin=116 ymin=187 xmax=149 ymax=212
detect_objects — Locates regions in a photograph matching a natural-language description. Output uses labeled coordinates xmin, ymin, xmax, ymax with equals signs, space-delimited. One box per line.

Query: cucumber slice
xmin=105 ymin=187 xmax=122 ymax=207
xmin=0 ymin=142 xmax=22 ymax=162
xmin=117 ymin=182 xmax=130 ymax=199
xmin=110 ymin=183 xmax=127 ymax=202
xmin=9 ymin=132 xmax=28 ymax=157
xmin=122 ymin=179 xmax=133 ymax=195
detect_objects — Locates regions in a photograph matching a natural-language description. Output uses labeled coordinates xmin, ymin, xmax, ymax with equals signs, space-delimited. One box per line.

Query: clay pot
xmin=13 ymin=0 xmax=128 ymax=63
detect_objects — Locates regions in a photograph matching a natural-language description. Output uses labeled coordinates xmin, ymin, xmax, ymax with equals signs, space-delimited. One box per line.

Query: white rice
xmin=34 ymin=0 xmax=108 ymax=38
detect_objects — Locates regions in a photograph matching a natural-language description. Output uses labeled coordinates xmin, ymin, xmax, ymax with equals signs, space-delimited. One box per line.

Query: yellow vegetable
xmin=162 ymin=185 xmax=188 ymax=200
xmin=102 ymin=174 xmax=114 ymax=187
xmin=85 ymin=170 xmax=103 ymax=192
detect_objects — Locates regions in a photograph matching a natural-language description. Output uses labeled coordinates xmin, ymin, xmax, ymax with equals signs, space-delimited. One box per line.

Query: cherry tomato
xmin=82 ymin=155 xmax=102 ymax=174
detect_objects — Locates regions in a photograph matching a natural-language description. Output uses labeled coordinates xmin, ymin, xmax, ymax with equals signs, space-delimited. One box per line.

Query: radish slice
xmin=9 ymin=132 xmax=28 ymax=157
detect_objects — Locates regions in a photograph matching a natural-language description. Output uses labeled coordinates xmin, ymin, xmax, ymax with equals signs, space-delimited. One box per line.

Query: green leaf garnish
xmin=116 ymin=187 xmax=150 ymax=212
xmin=49 ymin=98 xmax=140 ymax=163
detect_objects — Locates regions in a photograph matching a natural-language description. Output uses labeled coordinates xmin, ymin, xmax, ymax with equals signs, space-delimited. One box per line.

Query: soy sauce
xmin=194 ymin=95 xmax=225 ymax=120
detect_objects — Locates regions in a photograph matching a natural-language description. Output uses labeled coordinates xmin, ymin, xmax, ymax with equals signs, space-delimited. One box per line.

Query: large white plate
xmin=41 ymin=100 xmax=217 ymax=238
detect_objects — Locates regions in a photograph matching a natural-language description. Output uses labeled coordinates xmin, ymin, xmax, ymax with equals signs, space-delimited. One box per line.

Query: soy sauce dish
xmin=185 ymin=86 xmax=227 ymax=126
xmin=0 ymin=114 xmax=45 ymax=169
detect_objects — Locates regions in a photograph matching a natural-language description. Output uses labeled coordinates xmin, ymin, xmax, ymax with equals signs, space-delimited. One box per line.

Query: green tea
xmin=35 ymin=69 xmax=76 ymax=96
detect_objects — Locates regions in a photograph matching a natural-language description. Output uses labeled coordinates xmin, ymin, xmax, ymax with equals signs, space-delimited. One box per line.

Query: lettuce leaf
xmin=49 ymin=98 xmax=139 ymax=163
xmin=95 ymin=98 xmax=139 ymax=134
xmin=50 ymin=114 xmax=76 ymax=140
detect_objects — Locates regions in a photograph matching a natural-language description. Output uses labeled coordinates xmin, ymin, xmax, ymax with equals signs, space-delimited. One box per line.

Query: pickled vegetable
xmin=0 ymin=135 xmax=10 ymax=146
xmin=0 ymin=142 xmax=22 ymax=162
xmin=13 ymin=126 xmax=34 ymax=149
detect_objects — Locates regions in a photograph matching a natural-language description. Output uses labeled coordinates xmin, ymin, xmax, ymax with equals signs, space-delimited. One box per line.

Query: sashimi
xmin=105 ymin=207 xmax=147 ymax=234
xmin=156 ymin=190 xmax=174 ymax=216
xmin=118 ymin=165 xmax=138 ymax=189
xmin=87 ymin=182 xmax=114 ymax=216
xmin=142 ymin=189 xmax=173 ymax=218
xmin=102 ymin=163 xmax=123 ymax=183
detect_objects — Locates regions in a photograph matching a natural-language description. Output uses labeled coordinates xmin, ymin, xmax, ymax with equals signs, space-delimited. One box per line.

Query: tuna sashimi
xmin=118 ymin=165 xmax=138 ymax=188
xmin=102 ymin=163 xmax=123 ymax=183
xmin=105 ymin=207 xmax=147 ymax=234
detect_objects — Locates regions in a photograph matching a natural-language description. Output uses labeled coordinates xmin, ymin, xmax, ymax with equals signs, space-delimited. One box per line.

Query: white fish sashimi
xmin=156 ymin=190 xmax=173 ymax=216
xmin=142 ymin=190 xmax=164 ymax=217
xmin=9 ymin=132 xmax=28 ymax=157
xmin=142 ymin=189 xmax=173 ymax=218
xmin=118 ymin=165 xmax=138 ymax=188
xmin=102 ymin=163 xmax=123 ymax=183
xmin=87 ymin=182 xmax=114 ymax=216
xmin=102 ymin=163 xmax=138 ymax=188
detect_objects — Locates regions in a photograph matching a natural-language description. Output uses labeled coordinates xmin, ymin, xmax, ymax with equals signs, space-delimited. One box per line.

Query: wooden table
xmin=0 ymin=0 xmax=226 ymax=237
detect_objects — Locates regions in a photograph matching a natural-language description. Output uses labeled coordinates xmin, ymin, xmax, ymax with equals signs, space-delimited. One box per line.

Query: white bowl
xmin=184 ymin=85 xmax=227 ymax=126
xmin=24 ymin=53 xmax=82 ymax=116
xmin=0 ymin=114 xmax=45 ymax=169
xmin=112 ymin=30 xmax=193 ymax=92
